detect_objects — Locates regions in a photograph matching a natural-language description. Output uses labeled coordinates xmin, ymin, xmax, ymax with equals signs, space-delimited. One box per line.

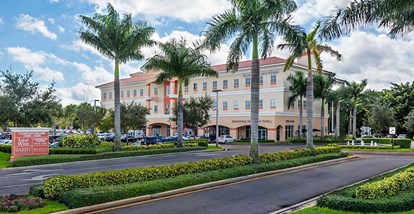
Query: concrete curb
xmin=343 ymin=150 xmax=414 ymax=156
xmin=54 ymin=155 xmax=359 ymax=214
xmin=270 ymin=162 xmax=414 ymax=214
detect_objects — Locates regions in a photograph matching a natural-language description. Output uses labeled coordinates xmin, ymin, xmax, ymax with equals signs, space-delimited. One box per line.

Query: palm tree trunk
xmin=335 ymin=101 xmax=340 ymax=137
xmin=321 ymin=98 xmax=325 ymax=142
xmin=249 ymin=34 xmax=260 ymax=163
xmin=353 ymin=104 xmax=357 ymax=139
xmin=306 ymin=53 xmax=315 ymax=151
xmin=114 ymin=61 xmax=121 ymax=151
xmin=177 ymin=81 xmax=184 ymax=147
xmin=348 ymin=110 xmax=352 ymax=135
xmin=299 ymin=96 xmax=303 ymax=138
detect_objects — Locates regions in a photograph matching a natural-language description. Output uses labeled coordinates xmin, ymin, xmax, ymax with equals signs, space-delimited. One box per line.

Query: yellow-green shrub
xmin=61 ymin=134 xmax=99 ymax=148
xmin=259 ymin=146 xmax=340 ymax=163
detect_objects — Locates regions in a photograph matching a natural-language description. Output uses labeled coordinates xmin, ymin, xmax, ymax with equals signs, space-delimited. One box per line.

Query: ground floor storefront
xmin=146 ymin=114 xmax=327 ymax=142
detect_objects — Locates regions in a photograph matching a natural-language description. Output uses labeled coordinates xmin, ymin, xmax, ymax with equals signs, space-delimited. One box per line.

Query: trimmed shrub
xmin=49 ymin=147 xmax=113 ymax=154
xmin=393 ymin=139 xmax=412 ymax=148
xmin=58 ymin=153 xmax=346 ymax=208
xmin=339 ymin=145 xmax=398 ymax=150
xmin=287 ymin=137 xmax=343 ymax=144
xmin=259 ymin=147 xmax=340 ymax=163
xmin=0 ymin=145 xmax=11 ymax=153
xmin=29 ymin=185 xmax=45 ymax=198
xmin=11 ymin=147 xmax=205 ymax=167
xmin=60 ymin=134 xmax=99 ymax=148
xmin=362 ymin=138 xmax=392 ymax=144
xmin=355 ymin=168 xmax=414 ymax=199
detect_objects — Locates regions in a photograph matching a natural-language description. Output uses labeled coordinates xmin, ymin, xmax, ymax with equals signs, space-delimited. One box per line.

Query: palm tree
xmin=346 ymin=79 xmax=367 ymax=139
xmin=320 ymin=0 xmax=414 ymax=39
xmin=142 ymin=39 xmax=218 ymax=147
xmin=201 ymin=0 xmax=299 ymax=162
xmin=79 ymin=3 xmax=155 ymax=151
xmin=313 ymin=74 xmax=335 ymax=141
xmin=327 ymin=85 xmax=347 ymax=137
xmin=287 ymin=71 xmax=307 ymax=138
xmin=278 ymin=22 xmax=341 ymax=150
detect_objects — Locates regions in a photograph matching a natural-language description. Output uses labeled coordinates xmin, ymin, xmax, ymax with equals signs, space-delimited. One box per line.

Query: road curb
xmin=270 ymin=162 xmax=414 ymax=214
xmin=54 ymin=155 xmax=359 ymax=214
xmin=343 ymin=150 xmax=414 ymax=156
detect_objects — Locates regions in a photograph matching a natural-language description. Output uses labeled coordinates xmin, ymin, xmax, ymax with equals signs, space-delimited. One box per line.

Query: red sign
xmin=10 ymin=129 xmax=49 ymax=161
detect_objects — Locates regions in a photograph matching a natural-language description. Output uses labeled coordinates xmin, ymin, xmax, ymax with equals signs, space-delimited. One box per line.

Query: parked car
xmin=217 ymin=135 xmax=234 ymax=144
xmin=397 ymin=134 xmax=407 ymax=139
xmin=49 ymin=142 xmax=59 ymax=148
xmin=105 ymin=133 xmax=115 ymax=142
xmin=0 ymin=132 xmax=11 ymax=140
xmin=0 ymin=139 xmax=12 ymax=145
xmin=139 ymin=136 xmax=162 ymax=145
xmin=160 ymin=136 xmax=178 ymax=143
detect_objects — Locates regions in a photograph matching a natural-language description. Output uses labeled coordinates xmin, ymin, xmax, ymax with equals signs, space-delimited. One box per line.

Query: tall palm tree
xmin=287 ymin=71 xmax=307 ymax=138
xmin=313 ymin=73 xmax=335 ymax=141
xmin=142 ymin=39 xmax=218 ymax=147
xmin=278 ymin=22 xmax=341 ymax=150
xmin=79 ymin=3 xmax=155 ymax=151
xmin=201 ymin=0 xmax=298 ymax=162
xmin=320 ymin=0 xmax=414 ymax=39
xmin=346 ymin=79 xmax=367 ymax=139
xmin=327 ymin=85 xmax=347 ymax=137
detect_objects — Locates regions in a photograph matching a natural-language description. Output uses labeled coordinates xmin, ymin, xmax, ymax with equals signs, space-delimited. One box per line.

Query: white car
xmin=217 ymin=135 xmax=234 ymax=144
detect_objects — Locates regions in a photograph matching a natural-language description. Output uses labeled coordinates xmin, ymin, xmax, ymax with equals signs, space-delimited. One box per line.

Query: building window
xmin=270 ymin=74 xmax=277 ymax=84
xmin=290 ymin=101 xmax=295 ymax=109
xmin=303 ymin=100 xmax=307 ymax=108
xmin=213 ymin=101 xmax=217 ymax=109
xmin=121 ymin=91 xmax=124 ymax=98
xmin=234 ymin=79 xmax=239 ymax=88
xmin=285 ymin=125 xmax=294 ymax=139
xmin=184 ymin=85 xmax=189 ymax=92
xmin=103 ymin=93 xmax=107 ymax=100
xmin=223 ymin=80 xmax=228 ymax=89
xmin=109 ymin=92 xmax=112 ymax=99
xmin=140 ymin=89 xmax=144 ymax=96
xmin=127 ymin=90 xmax=130 ymax=97
xmin=166 ymin=85 xmax=170 ymax=95
xmin=259 ymin=75 xmax=263 ymax=85
xmin=133 ymin=90 xmax=137 ymax=97
xmin=165 ymin=104 xmax=170 ymax=114
xmin=193 ymin=83 xmax=198 ymax=91
xmin=245 ymin=77 xmax=251 ymax=86
xmin=154 ymin=87 xmax=158 ymax=95
xmin=223 ymin=101 xmax=228 ymax=110
xmin=154 ymin=105 xmax=158 ymax=113
xmin=234 ymin=100 xmax=239 ymax=109
xmin=212 ymin=81 xmax=217 ymax=90
xmin=270 ymin=98 xmax=277 ymax=108
xmin=203 ymin=82 xmax=207 ymax=90
xmin=245 ymin=100 xmax=251 ymax=109
xmin=259 ymin=99 xmax=263 ymax=109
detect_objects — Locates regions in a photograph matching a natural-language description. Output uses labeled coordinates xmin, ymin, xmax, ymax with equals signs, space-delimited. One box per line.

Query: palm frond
xmin=317 ymin=44 xmax=342 ymax=61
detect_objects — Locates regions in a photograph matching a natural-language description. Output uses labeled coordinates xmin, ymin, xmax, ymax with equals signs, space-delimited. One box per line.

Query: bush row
xmin=0 ymin=145 xmax=11 ymax=153
xmin=392 ymin=139 xmax=412 ymax=148
xmin=355 ymin=167 xmax=414 ymax=199
xmin=49 ymin=147 xmax=113 ymax=154
xmin=287 ymin=137 xmax=343 ymax=144
xmin=121 ymin=143 xmax=200 ymax=151
xmin=11 ymin=147 xmax=205 ymax=168
xmin=58 ymin=153 xmax=346 ymax=208
xmin=61 ymin=134 xmax=100 ymax=148
xmin=359 ymin=138 xmax=412 ymax=148
xmin=43 ymin=146 xmax=339 ymax=198
xmin=339 ymin=145 xmax=399 ymax=150
xmin=360 ymin=138 xmax=391 ymax=144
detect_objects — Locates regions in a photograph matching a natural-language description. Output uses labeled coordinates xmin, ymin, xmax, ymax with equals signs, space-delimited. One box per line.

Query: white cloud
xmin=322 ymin=31 xmax=414 ymax=90
xmin=16 ymin=14 xmax=57 ymax=40
xmin=48 ymin=18 xmax=55 ymax=24
xmin=0 ymin=18 xmax=4 ymax=25
xmin=50 ymin=0 xmax=59 ymax=3
xmin=56 ymin=83 xmax=101 ymax=106
xmin=58 ymin=26 xmax=65 ymax=32
xmin=293 ymin=0 xmax=351 ymax=25
xmin=85 ymin=0 xmax=231 ymax=23
xmin=62 ymin=39 xmax=107 ymax=60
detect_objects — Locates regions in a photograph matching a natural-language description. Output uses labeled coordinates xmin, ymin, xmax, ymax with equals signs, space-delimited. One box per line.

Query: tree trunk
xmin=306 ymin=53 xmax=315 ymax=151
xmin=353 ymin=104 xmax=357 ymax=139
xmin=114 ymin=61 xmax=121 ymax=151
xmin=335 ymin=101 xmax=340 ymax=137
xmin=348 ymin=110 xmax=352 ymax=135
xmin=249 ymin=34 xmax=260 ymax=163
xmin=299 ymin=96 xmax=303 ymax=138
xmin=177 ymin=81 xmax=184 ymax=147
xmin=321 ymin=98 xmax=325 ymax=142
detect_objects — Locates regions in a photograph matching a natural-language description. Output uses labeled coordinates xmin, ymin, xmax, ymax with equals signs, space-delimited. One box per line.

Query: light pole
xmin=212 ymin=89 xmax=222 ymax=147
xmin=93 ymin=99 xmax=100 ymax=135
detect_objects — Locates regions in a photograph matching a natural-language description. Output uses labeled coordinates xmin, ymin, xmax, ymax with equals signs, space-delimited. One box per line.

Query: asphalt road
xmin=97 ymin=154 xmax=414 ymax=214
xmin=0 ymin=144 xmax=297 ymax=195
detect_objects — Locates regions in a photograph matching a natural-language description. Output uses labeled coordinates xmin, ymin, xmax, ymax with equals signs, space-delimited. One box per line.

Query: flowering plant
xmin=0 ymin=195 xmax=46 ymax=212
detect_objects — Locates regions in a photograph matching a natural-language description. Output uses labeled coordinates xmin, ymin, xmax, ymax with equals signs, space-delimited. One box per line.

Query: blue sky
xmin=0 ymin=0 xmax=413 ymax=106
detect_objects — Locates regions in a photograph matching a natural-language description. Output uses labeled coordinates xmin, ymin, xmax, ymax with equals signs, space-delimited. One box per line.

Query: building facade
xmin=96 ymin=56 xmax=332 ymax=142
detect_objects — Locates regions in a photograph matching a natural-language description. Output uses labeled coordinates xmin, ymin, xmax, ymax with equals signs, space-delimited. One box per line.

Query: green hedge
xmin=49 ymin=147 xmax=113 ymax=154
xmin=393 ymin=139 xmax=412 ymax=148
xmin=29 ymin=185 xmax=45 ymax=198
xmin=339 ymin=145 xmax=399 ymax=150
xmin=0 ymin=145 xmax=11 ymax=153
xmin=355 ymin=167 xmax=414 ymax=199
xmin=60 ymin=134 xmax=100 ymax=148
xmin=58 ymin=153 xmax=346 ymax=208
xmin=11 ymin=147 xmax=205 ymax=167
xmin=287 ymin=137 xmax=343 ymax=144
xmin=43 ymin=146 xmax=339 ymax=199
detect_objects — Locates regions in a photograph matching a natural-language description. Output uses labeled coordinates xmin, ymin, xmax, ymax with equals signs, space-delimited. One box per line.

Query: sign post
xmin=389 ymin=127 xmax=396 ymax=135
xmin=10 ymin=128 xmax=50 ymax=161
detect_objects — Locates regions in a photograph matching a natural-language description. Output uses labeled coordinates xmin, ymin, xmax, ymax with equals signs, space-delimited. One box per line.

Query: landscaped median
xmin=294 ymin=164 xmax=414 ymax=213
xmin=30 ymin=147 xmax=346 ymax=209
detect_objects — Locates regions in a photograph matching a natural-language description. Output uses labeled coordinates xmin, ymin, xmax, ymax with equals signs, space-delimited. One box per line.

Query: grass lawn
xmin=207 ymin=145 xmax=223 ymax=150
xmin=0 ymin=199 xmax=67 ymax=214
xmin=341 ymin=148 xmax=414 ymax=152
xmin=0 ymin=152 xmax=10 ymax=168
xmin=293 ymin=207 xmax=414 ymax=214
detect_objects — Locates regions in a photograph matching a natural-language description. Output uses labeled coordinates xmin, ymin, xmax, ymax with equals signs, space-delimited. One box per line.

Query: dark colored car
xmin=160 ymin=136 xmax=178 ymax=143
xmin=0 ymin=132 xmax=11 ymax=140
xmin=140 ymin=136 xmax=162 ymax=145
xmin=208 ymin=134 xmax=216 ymax=144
